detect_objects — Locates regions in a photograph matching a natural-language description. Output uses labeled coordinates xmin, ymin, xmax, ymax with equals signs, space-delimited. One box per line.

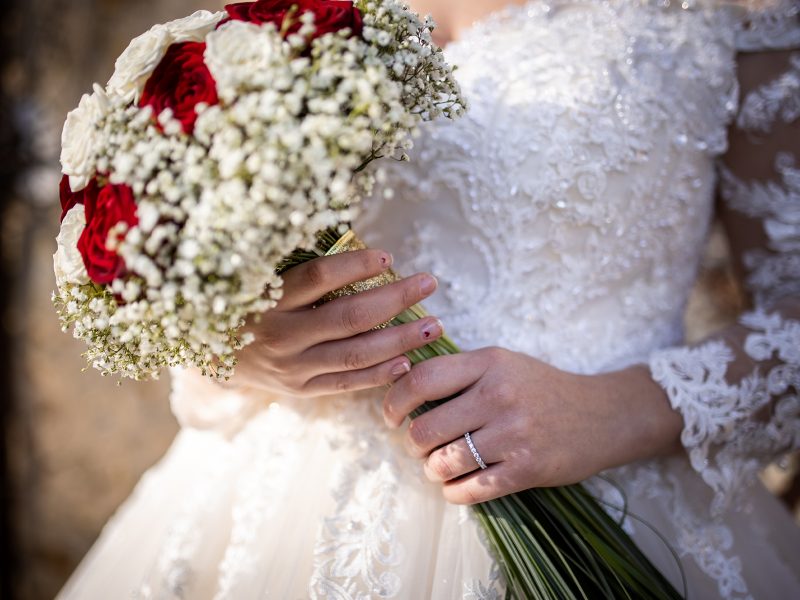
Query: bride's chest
xmin=360 ymin=3 xmax=741 ymax=362
xmin=446 ymin=2 xmax=737 ymax=159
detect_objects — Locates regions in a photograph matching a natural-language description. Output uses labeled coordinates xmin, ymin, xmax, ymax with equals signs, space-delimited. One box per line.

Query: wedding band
xmin=464 ymin=432 xmax=488 ymax=470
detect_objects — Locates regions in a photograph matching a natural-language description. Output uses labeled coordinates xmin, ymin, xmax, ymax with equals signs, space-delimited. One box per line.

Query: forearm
xmin=597 ymin=296 xmax=799 ymax=469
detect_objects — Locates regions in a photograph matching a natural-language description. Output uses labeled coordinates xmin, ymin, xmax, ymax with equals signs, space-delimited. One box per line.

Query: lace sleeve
xmin=732 ymin=0 xmax=800 ymax=52
xmin=648 ymin=46 xmax=800 ymax=516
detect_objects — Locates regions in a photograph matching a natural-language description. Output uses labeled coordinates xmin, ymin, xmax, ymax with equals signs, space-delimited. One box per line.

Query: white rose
xmin=54 ymin=205 xmax=89 ymax=288
xmin=60 ymin=83 xmax=109 ymax=192
xmin=205 ymin=22 xmax=282 ymax=98
xmin=107 ymin=24 xmax=172 ymax=103
xmin=166 ymin=10 xmax=226 ymax=43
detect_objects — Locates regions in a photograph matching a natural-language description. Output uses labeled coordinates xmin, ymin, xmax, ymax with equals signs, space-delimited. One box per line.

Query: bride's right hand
xmin=227 ymin=249 xmax=442 ymax=396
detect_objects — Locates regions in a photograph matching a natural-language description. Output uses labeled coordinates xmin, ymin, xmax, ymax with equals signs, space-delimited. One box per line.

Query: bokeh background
xmin=0 ymin=1 xmax=797 ymax=599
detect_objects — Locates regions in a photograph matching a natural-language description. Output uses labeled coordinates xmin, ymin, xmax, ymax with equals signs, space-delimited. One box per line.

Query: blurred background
xmin=0 ymin=1 xmax=797 ymax=599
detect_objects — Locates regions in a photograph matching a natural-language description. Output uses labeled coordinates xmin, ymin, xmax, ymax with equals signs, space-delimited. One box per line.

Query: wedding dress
xmin=58 ymin=1 xmax=800 ymax=599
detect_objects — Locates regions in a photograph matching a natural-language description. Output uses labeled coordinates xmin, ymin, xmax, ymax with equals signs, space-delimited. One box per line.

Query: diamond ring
xmin=464 ymin=431 xmax=488 ymax=470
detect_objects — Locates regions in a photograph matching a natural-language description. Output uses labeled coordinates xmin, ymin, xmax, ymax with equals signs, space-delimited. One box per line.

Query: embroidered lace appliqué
xmin=720 ymin=152 xmax=800 ymax=306
xmin=622 ymin=464 xmax=754 ymax=600
xmin=732 ymin=0 xmax=800 ymax=52
xmin=736 ymin=53 xmax=800 ymax=134
xmin=649 ymin=310 xmax=800 ymax=516
xmin=309 ymin=402 xmax=407 ymax=599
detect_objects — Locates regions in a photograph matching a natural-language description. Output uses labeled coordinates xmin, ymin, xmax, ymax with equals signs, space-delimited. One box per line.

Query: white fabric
xmin=59 ymin=2 xmax=800 ymax=599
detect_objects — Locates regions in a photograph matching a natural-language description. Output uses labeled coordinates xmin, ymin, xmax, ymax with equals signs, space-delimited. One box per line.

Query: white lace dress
xmin=58 ymin=2 xmax=800 ymax=599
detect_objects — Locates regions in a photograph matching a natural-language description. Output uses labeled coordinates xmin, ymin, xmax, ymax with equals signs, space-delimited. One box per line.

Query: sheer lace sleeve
xmin=648 ymin=43 xmax=800 ymax=516
xmin=731 ymin=0 xmax=800 ymax=52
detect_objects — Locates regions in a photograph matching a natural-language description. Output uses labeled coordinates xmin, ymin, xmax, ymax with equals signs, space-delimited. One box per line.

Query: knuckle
xmin=427 ymin=453 xmax=454 ymax=481
xmin=341 ymin=303 xmax=371 ymax=333
xmin=342 ymin=346 xmax=368 ymax=370
xmin=334 ymin=374 xmax=351 ymax=392
xmin=287 ymin=379 xmax=307 ymax=395
xmin=258 ymin=328 xmax=287 ymax=353
xmin=493 ymin=381 xmax=516 ymax=406
xmin=407 ymin=366 xmax=429 ymax=395
xmin=304 ymin=260 xmax=327 ymax=289
xmin=483 ymin=346 xmax=506 ymax=364
xmin=407 ymin=417 xmax=431 ymax=452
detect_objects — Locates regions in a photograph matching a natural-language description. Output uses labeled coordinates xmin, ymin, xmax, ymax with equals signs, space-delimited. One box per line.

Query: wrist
xmin=595 ymin=364 xmax=684 ymax=467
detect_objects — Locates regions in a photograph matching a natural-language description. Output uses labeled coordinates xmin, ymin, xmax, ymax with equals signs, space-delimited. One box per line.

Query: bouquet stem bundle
xmin=281 ymin=227 xmax=684 ymax=600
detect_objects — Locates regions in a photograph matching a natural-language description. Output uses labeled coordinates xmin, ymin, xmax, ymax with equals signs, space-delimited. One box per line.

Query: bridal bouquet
xmin=54 ymin=2 xmax=682 ymax=598
xmin=53 ymin=1 xmax=461 ymax=380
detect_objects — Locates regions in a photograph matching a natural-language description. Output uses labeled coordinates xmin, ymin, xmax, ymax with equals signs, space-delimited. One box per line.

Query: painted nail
xmin=391 ymin=360 xmax=411 ymax=377
xmin=421 ymin=318 xmax=443 ymax=340
xmin=419 ymin=274 xmax=437 ymax=295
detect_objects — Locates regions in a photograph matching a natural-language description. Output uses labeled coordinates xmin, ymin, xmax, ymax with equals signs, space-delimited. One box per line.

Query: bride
xmin=58 ymin=0 xmax=800 ymax=598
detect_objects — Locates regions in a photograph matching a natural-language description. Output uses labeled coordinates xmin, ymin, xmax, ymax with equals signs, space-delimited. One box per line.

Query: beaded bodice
xmin=359 ymin=0 xmax=746 ymax=373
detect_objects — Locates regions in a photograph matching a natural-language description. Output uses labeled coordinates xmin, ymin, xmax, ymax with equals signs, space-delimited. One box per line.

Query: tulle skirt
xmin=57 ymin=376 xmax=800 ymax=599
xmin=57 ymin=386 xmax=504 ymax=599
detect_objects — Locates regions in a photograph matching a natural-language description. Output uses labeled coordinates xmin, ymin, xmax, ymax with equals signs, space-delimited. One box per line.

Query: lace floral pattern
xmin=308 ymin=398 xmax=408 ymax=599
xmin=736 ymin=53 xmax=800 ymax=133
xmin=213 ymin=405 xmax=306 ymax=599
xmin=622 ymin=463 xmax=754 ymax=600
xmin=731 ymin=0 xmax=800 ymax=52
xmin=720 ymin=153 xmax=800 ymax=306
xmin=649 ymin=310 xmax=800 ymax=516
xmin=363 ymin=0 xmax=738 ymax=375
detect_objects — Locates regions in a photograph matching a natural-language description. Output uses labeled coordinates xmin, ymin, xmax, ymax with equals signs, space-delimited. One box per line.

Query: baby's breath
xmin=54 ymin=0 xmax=464 ymax=380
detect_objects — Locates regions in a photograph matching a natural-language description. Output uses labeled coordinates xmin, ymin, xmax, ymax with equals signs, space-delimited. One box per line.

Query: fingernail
xmin=421 ymin=318 xmax=443 ymax=340
xmin=379 ymin=252 xmax=393 ymax=268
xmin=419 ymin=274 xmax=437 ymax=295
xmin=391 ymin=359 xmax=411 ymax=377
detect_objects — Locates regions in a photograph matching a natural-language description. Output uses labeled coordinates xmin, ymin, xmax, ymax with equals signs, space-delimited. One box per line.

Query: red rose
xmin=225 ymin=1 xmax=292 ymax=25
xmin=223 ymin=1 xmax=362 ymax=38
xmin=297 ymin=0 xmax=362 ymax=38
xmin=139 ymin=42 xmax=218 ymax=134
xmin=59 ymin=175 xmax=99 ymax=222
xmin=78 ymin=183 xmax=139 ymax=285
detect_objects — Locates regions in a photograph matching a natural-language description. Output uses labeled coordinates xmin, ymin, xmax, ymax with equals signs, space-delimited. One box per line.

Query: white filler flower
xmin=205 ymin=21 xmax=282 ymax=101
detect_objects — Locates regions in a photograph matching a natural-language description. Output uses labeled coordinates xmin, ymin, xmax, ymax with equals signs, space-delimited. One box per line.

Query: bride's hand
xmin=228 ymin=249 xmax=443 ymax=396
xmin=383 ymin=347 xmax=684 ymax=504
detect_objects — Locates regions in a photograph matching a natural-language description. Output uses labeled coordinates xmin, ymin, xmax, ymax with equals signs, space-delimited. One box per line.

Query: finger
xmin=383 ymin=353 xmax=487 ymax=428
xmin=303 ymin=356 xmax=411 ymax=396
xmin=403 ymin=390 xmax=487 ymax=459
xmin=302 ymin=316 xmax=444 ymax=376
xmin=423 ymin=427 xmax=501 ymax=482
xmin=303 ymin=272 xmax=437 ymax=343
xmin=442 ymin=462 xmax=520 ymax=505
xmin=279 ymin=249 xmax=393 ymax=310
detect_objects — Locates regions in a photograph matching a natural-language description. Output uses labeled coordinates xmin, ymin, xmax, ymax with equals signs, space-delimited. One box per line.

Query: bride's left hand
xmin=382 ymin=347 xmax=684 ymax=504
